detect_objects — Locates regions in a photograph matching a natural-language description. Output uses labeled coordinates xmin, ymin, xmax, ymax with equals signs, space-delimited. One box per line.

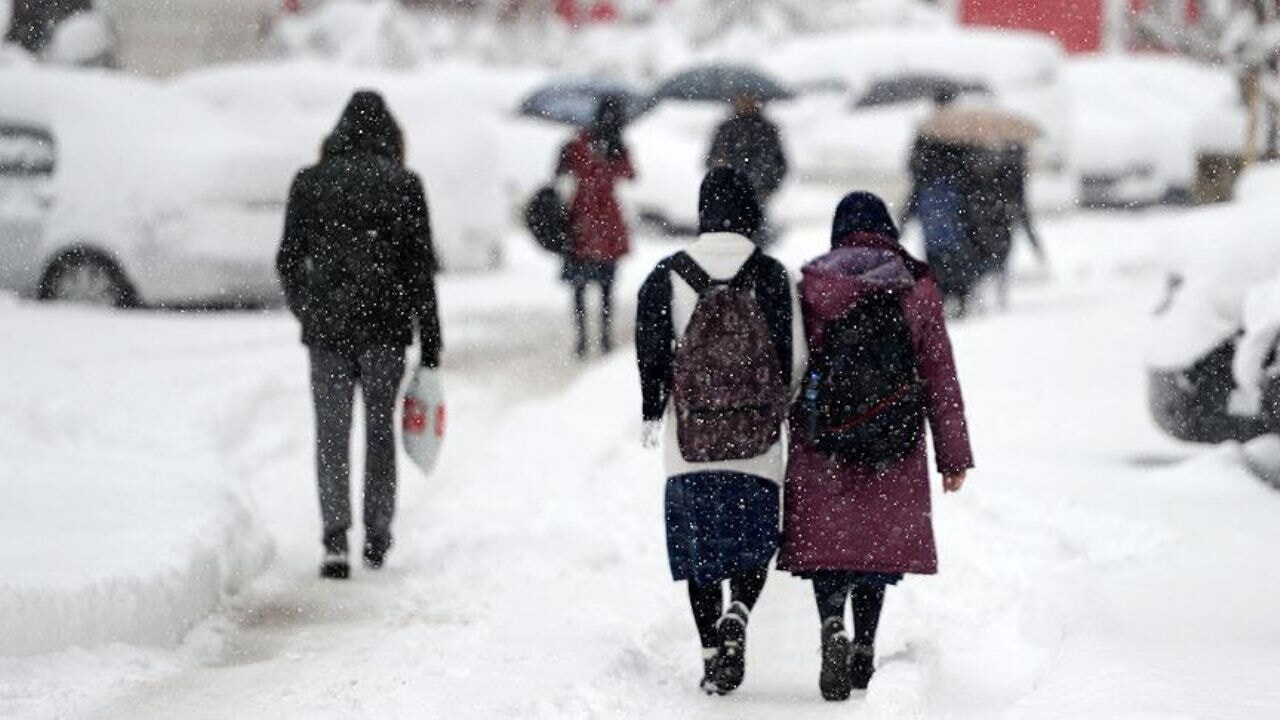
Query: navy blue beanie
xmin=698 ymin=167 xmax=762 ymax=238
xmin=831 ymin=191 xmax=899 ymax=245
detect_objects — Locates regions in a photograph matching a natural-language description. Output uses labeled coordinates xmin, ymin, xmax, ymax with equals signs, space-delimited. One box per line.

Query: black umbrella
xmin=854 ymin=74 xmax=990 ymax=109
xmin=652 ymin=64 xmax=794 ymax=104
xmin=517 ymin=79 xmax=653 ymax=127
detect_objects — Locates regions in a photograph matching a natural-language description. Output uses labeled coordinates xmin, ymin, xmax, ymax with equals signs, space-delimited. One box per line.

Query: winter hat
xmin=698 ymin=166 xmax=762 ymax=238
xmin=831 ymin=191 xmax=900 ymax=245
xmin=325 ymin=90 xmax=404 ymax=164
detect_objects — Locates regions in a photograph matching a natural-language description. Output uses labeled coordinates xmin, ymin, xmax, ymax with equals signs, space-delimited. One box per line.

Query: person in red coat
xmin=557 ymin=94 xmax=636 ymax=358
xmin=778 ymin=192 xmax=973 ymax=699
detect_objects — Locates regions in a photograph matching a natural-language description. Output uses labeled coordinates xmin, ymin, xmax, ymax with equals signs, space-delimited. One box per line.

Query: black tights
xmin=812 ymin=573 xmax=887 ymax=648
xmin=688 ymin=567 xmax=769 ymax=650
xmin=573 ymin=280 xmax=614 ymax=352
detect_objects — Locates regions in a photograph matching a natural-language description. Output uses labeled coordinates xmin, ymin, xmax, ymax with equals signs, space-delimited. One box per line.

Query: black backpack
xmin=800 ymin=292 xmax=925 ymax=465
xmin=524 ymin=184 xmax=570 ymax=255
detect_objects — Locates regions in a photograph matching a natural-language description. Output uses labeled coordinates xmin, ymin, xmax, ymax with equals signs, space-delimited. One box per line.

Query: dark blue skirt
xmin=665 ymin=472 xmax=780 ymax=585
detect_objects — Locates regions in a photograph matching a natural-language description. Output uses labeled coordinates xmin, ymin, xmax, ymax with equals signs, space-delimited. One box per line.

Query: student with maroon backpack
xmin=779 ymin=192 xmax=973 ymax=700
xmin=635 ymin=167 xmax=805 ymax=696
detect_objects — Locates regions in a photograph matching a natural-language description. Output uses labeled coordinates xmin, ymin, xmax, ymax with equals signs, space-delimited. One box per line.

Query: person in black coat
xmin=706 ymin=94 xmax=789 ymax=246
xmin=964 ymin=144 xmax=1043 ymax=308
xmin=276 ymin=90 xmax=442 ymax=579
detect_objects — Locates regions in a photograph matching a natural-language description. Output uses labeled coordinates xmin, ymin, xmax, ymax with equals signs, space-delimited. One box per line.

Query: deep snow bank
xmin=0 ymin=297 xmax=273 ymax=656
xmin=0 ymin=469 xmax=269 ymax=656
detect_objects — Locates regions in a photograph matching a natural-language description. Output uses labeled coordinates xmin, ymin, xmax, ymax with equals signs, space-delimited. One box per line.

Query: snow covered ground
xmin=3 ymin=207 xmax=1280 ymax=718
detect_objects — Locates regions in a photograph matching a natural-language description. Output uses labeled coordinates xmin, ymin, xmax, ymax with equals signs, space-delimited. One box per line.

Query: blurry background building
xmin=4 ymin=0 xmax=277 ymax=75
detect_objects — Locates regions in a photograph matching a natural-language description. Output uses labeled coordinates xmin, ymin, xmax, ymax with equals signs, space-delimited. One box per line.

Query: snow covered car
xmin=0 ymin=64 xmax=510 ymax=307
xmin=173 ymin=61 xmax=510 ymax=274
xmin=0 ymin=67 xmax=295 ymax=307
xmin=1146 ymin=165 xmax=1280 ymax=444
xmin=1063 ymin=56 xmax=1246 ymax=208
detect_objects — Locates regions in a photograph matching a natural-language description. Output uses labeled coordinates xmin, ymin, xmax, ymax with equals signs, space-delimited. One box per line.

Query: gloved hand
xmin=641 ymin=420 xmax=662 ymax=450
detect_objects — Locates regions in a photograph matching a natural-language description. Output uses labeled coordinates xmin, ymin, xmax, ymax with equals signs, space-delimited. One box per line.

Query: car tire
xmin=37 ymin=247 xmax=138 ymax=308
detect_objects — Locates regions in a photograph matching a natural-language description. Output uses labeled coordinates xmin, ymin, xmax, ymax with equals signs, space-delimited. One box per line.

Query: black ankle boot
xmin=363 ymin=535 xmax=392 ymax=569
xmin=819 ymin=618 xmax=853 ymax=701
xmin=849 ymin=643 xmax=875 ymax=690
xmin=699 ymin=651 xmax=721 ymax=695
xmin=711 ymin=602 xmax=749 ymax=693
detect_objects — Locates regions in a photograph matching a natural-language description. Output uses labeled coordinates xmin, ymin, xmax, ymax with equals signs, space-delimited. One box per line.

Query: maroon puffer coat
xmin=778 ymin=232 xmax=973 ymax=576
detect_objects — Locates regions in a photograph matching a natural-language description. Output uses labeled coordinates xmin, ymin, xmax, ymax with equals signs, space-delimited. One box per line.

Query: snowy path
xmin=5 ymin=221 xmax=1280 ymax=719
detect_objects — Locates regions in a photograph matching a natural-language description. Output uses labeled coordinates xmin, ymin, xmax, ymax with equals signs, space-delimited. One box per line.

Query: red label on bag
xmin=403 ymin=396 xmax=428 ymax=434
xmin=435 ymin=404 xmax=446 ymax=438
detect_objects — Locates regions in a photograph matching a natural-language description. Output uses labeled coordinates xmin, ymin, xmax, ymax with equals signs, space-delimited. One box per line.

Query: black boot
xmin=711 ymin=601 xmax=749 ymax=694
xmin=819 ymin=618 xmax=853 ymax=701
xmin=849 ymin=643 xmax=875 ymax=690
xmin=320 ymin=551 xmax=349 ymax=579
xmin=363 ymin=535 xmax=392 ymax=569
xmin=320 ymin=532 xmax=349 ymax=579
xmin=699 ymin=651 xmax=721 ymax=695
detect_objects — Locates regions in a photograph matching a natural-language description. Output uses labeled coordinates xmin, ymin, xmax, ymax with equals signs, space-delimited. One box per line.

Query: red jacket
xmin=778 ymin=232 xmax=973 ymax=576
xmin=559 ymin=131 xmax=635 ymax=263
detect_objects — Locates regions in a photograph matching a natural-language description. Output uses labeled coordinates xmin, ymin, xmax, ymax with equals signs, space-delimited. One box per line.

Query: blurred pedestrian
xmin=779 ymin=192 xmax=973 ymax=699
xmin=901 ymin=127 xmax=977 ymax=317
xmin=966 ymin=144 xmax=1044 ymax=309
xmin=635 ymin=167 xmax=805 ymax=695
xmin=707 ymin=93 xmax=789 ymax=248
xmin=277 ymin=90 xmax=442 ymax=580
xmin=557 ymin=93 xmax=635 ymax=358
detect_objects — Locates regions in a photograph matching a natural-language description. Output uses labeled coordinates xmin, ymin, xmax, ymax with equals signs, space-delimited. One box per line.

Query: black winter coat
xmin=276 ymin=152 xmax=442 ymax=363
xmin=706 ymin=112 xmax=788 ymax=201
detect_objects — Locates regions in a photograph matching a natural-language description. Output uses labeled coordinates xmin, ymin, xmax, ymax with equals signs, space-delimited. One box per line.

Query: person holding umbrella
xmin=706 ymin=93 xmax=789 ymax=247
xmin=557 ymin=93 xmax=636 ymax=358
xmin=901 ymin=89 xmax=1042 ymax=317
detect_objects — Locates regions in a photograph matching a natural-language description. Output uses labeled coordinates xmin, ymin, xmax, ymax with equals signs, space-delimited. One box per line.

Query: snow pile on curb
xmin=0 ymin=470 xmax=270 ymax=657
xmin=0 ymin=300 xmax=274 ymax=657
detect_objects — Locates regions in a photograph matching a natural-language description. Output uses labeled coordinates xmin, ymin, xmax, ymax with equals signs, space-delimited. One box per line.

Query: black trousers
xmin=309 ymin=346 xmax=405 ymax=553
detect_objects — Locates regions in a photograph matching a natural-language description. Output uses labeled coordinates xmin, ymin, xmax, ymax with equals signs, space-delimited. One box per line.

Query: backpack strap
xmin=669 ymin=251 xmax=716 ymax=295
xmin=728 ymin=249 xmax=765 ymax=292
xmin=670 ymin=249 xmax=766 ymax=296
xmin=749 ymin=253 xmax=793 ymax=388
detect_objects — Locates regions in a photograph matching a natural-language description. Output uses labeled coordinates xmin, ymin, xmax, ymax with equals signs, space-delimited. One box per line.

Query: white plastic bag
xmin=401 ymin=367 xmax=446 ymax=476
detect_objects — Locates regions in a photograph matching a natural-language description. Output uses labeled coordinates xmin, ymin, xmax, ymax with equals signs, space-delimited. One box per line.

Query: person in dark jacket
xmin=276 ymin=90 xmax=442 ymax=580
xmin=965 ymin=144 xmax=1044 ymax=309
xmin=900 ymin=136 xmax=979 ymax=317
xmin=558 ymin=94 xmax=636 ymax=358
xmin=635 ymin=168 xmax=805 ymax=696
xmin=779 ymin=192 xmax=972 ymax=699
xmin=706 ymin=94 xmax=788 ymax=247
